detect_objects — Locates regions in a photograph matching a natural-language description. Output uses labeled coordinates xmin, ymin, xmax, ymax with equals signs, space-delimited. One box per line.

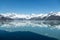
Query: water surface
xmin=0 ymin=20 xmax=60 ymax=40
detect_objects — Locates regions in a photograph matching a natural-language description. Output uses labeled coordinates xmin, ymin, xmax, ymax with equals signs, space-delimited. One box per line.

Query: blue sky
xmin=0 ymin=0 xmax=60 ymax=14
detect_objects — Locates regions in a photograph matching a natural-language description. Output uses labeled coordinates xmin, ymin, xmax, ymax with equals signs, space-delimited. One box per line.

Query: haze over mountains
xmin=0 ymin=12 xmax=60 ymax=20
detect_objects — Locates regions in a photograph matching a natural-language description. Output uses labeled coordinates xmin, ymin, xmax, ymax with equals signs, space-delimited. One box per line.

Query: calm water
xmin=0 ymin=20 xmax=60 ymax=40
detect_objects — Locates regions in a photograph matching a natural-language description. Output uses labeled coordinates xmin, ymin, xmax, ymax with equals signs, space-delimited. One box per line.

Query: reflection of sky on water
xmin=0 ymin=20 xmax=60 ymax=40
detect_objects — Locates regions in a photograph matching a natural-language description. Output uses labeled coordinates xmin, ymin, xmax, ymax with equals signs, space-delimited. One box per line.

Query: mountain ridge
xmin=0 ymin=12 xmax=60 ymax=20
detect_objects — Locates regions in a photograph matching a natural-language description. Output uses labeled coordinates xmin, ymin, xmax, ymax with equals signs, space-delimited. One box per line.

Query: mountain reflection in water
xmin=0 ymin=20 xmax=60 ymax=40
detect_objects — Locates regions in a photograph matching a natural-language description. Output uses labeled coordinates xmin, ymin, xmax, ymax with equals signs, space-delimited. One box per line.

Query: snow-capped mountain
xmin=0 ymin=12 xmax=60 ymax=20
xmin=29 ymin=12 xmax=60 ymax=20
xmin=0 ymin=14 xmax=13 ymax=21
xmin=43 ymin=12 xmax=60 ymax=20
xmin=0 ymin=13 xmax=47 ymax=20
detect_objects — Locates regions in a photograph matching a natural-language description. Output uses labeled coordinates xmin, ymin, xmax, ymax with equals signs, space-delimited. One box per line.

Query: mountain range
xmin=0 ymin=12 xmax=60 ymax=20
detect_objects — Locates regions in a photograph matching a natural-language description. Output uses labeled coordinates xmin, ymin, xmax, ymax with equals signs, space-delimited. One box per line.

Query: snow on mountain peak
xmin=55 ymin=12 xmax=60 ymax=16
xmin=0 ymin=13 xmax=48 ymax=19
xmin=0 ymin=12 xmax=60 ymax=19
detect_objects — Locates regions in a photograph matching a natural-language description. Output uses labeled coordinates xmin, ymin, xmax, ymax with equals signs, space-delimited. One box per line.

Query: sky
xmin=0 ymin=0 xmax=60 ymax=14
